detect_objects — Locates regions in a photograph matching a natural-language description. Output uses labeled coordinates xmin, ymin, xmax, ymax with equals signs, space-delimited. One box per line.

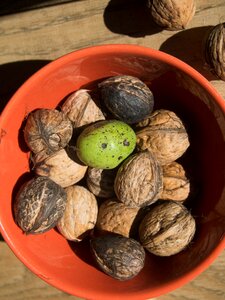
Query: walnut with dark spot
xmin=86 ymin=167 xmax=116 ymax=198
xmin=114 ymin=151 xmax=163 ymax=207
xmin=14 ymin=176 xmax=67 ymax=234
xmin=139 ymin=201 xmax=196 ymax=256
xmin=136 ymin=110 xmax=190 ymax=165
xmin=90 ymin=234 xmax=145 ymax=280
xmin=24 ymin=109 xmax=73 ymax=160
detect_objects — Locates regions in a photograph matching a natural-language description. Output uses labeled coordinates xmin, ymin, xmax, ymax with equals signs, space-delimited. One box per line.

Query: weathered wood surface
xmin=0 ymin=0 xmax=225 ymax=299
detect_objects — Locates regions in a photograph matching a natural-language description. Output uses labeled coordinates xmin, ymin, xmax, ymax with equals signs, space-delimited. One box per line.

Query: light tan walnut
xmin=136 ymin=110 xmax=190 ymax=165
xmin=61 ymin=89 xmax=105 ymax=129
xmin=34 ymin=149 xmax=87 ymax=188
xmin=86 ymin=167 xmax=116 ymax=198
xmin=160 ymin=161 xmax=190 ymax=201
xmin=114 ymin=151 xmax=163 ymax=207
xmin=139 ymin=201 xmax=196 ymax=256
xmin=205 ymin=23 xmax=225 ymax=81
xmin=96 ymin=199 xmax=140 ymax=237
xmin=57 ymin=185 xmax=98 ymax=241
xmin=147 ymin=0 xmax=196 ymax=31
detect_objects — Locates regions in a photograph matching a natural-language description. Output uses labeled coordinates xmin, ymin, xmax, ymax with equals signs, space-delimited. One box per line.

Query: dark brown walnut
xmin=86 ymin=167 xmax=116 ymax=198
xmin=24 ymin=109 xmax=73 ymax=160
xmin=96 ymin=199 xmax=140 ymax=237
xmin=14 ymin=176 xmax=67 ymax=234
xmin=136 ymin=110 xmax=190 ymax=165
xmin=34 ymin=149 xmax=87 ymax=188
xmin=114 ymin=151 xmax=163 ymax=207
xmin=147 ymin=0 xmax=196 ymax=31
xmin=90 ymin=234 xmax=145 ymax=280
xmin=205 ymin=23 xmax=225 ymax=81
xmin=139 ymin=201 xmax=196 ymax=256
xmin=160 ymin=161 xmax=190 ymax=201
xmin=61 ymin=89 xmax=105 ymax=129
xmin=98 ymin=75 xmax=154 ymax=124
xmin=57 ymin=185 xmax=98 ymax=241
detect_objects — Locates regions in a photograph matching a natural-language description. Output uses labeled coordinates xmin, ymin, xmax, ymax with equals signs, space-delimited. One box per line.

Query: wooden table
xmin=0 ymin=1 xmax=225 ymax=299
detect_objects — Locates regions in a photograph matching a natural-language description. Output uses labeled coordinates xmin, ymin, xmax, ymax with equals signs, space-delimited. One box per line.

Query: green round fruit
xmin=76 ymin=120 xmax=136 ymax=169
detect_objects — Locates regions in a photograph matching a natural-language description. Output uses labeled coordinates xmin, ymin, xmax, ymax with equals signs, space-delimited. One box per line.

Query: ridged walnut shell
xmin=205 ymin=23 xmax=225 ymax=81
xmin=147 ymin=0 xmax=196 ymax=31
xmin=14 ymin=176 xmax=67 ymax=234
xmin=160 ymin=161 xmax=190 ymax=201
xmin=91 ymin=234 xmax=145 ymax=280
xmin=114 ymin=151 xmax=163 ymax=207
xmin=24 ymin=109 xmax=73 ymax=159
xmin=136 ymin=110 xmax=190 ymax=165
xmin=61 ymin=89 xmax=105 ymax=129
xmin=139 ymin=201 xmax=196 ymax=256
xmin=99 ymin=75 xmax=154 ymax=124
xmin=34 ymin=148 xmax=87 ymax=188
xmin=86 ymin=167 xmax=116 ymax=198
xmin=57 ymin=185 xmax=98 ymax=241
xmin=96 ymin=199 xmax=140 ymax=237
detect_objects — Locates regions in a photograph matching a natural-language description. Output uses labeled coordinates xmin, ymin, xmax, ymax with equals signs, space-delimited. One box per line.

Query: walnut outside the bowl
xmin=139 ymin=201 xmax=196 ymax=256
xmin=24 ymin=109 xmax=73 ymax=159
xmin=61 ymin=89 xmax=105 ymax=129
xmin=160 ymin=161 xmax=190 ymax=201
xmin=34 ymin=148 xmax=87 ymax=188
xmin=14 ymin=176 xmax=67 ymax=234
xmin=90 ymin=234 xmax=145 ymax=280
xmin=96 ymin=199 xmax=140 ymax=237
xmin=86 ymin=167 xmax=116 ymax=198
xmin=114 ymin=151 xmax=163 ymax=207
xmin=147 ymin=0 xmax=196 ymax=31
xmin=136 ymin=110 xmax=190 ymax=165
xmin=57 ymin=185 xmax=98 ymax=241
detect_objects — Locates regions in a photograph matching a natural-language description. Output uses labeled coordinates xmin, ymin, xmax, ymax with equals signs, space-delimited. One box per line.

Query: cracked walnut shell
xmin=139 ymin=201 xmax=196 ymax=256
xmin=160 ymin=161 xmax=190 ymax=201
xmin=24 ymin=109 xmax=73 ymax=159
xmin=147 ymin=0 xmax=196 ymax=31
xmin=57 ymin=185 xmax=98 ymax=241
xmin=34 ymin=148 xmax=87 ymax=188
xmin=114 ymin=151 xmax=163 ymax=207
xmin=96 ymin=199 xmax=140 ymax=237
xmin=136 ymin=110 xmax=190 ymax=165
xmin=61 ymin=89 xmax=105 ymax=129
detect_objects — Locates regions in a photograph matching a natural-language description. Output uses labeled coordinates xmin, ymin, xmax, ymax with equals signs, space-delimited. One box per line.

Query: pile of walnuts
xmin=14 ymin=75 xmax=196 ymax=281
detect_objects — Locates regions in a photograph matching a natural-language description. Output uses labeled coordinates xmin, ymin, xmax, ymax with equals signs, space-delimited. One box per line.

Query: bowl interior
xmin=0 ymin=46 xmax=225 ymax=300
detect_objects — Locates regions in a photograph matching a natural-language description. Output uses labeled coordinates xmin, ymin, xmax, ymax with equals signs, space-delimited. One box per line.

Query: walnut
xmin=86 ymin=167 xmax=116 ymax=198
xmin=14 ymin=176 xmax=67 ymax=234
xmin=96 ymin=199 xmax=140 ymax=237
xmin=34 ymin=148 xmax=87 ymax=188
xmin=139 ymin=201 xmax=196 ymax=256
xmin=114 ymin=151 xmax=163 ymax=207
xmin=24 ymin=109 xmax=73 ymax=160
xmin=136 ymin=110 xmax=190 ymax=165
xmin=205 ymin=23 xmax=225 ymax=81
xmin=147 ymin=0 xmax=196 ymax=31
xmin=61 ymin=89 xmax=105 ymax=129
xmin=90 ymin=234 xmax=145 ymax=280
xmin=160 ymin=161 xmax=190 ymax=201
xmin=57 ymin=185 xmax=98 ymax=241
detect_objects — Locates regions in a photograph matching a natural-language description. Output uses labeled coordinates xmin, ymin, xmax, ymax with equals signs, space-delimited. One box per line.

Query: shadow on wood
xmin=0 ymin=60 xmax=51 ymax=113
xmin=103 ymin=0 xmax=161 ymax=37
xmin=159 ymin=26 xmax=218 ymax=81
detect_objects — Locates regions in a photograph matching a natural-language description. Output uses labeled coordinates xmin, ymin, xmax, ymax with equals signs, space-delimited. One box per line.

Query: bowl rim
xmin=0 ymin=44 xmax=225 ymax=300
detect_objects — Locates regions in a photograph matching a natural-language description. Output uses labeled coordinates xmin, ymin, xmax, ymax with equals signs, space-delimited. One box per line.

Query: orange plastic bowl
xmin=0 ymin=45 xmax=225 ymax=300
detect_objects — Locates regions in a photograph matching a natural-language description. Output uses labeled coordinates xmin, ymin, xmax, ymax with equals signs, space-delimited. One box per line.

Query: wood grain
xmin=0 ymin=0 xmax=225 ymax=299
